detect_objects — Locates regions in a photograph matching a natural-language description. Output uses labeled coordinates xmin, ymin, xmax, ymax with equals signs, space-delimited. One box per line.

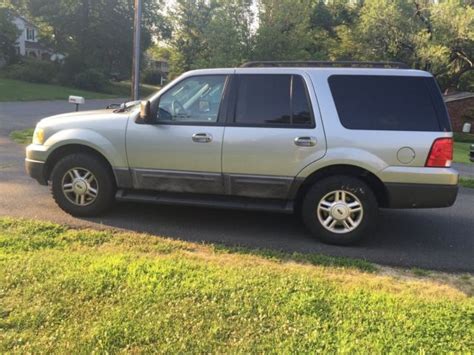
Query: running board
xmin=116 ymin=190 xmax=294 ymax=214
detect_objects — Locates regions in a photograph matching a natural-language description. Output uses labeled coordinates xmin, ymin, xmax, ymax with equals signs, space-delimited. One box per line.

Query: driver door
xmin=126 ymin=74 xmax=230 ymax=194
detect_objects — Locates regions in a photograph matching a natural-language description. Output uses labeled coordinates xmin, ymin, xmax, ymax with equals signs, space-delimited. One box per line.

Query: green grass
xmin=453 ymin=133 xmax=473 ymax=164
xmin=460 ymin=177 xmax=474 ymax=189
xmin=454 ymin=142 xmax=473 ymax=164
xmin=9 ymin=128 xmax=34 ymax=145
xmin=0 ymin=218 xmax=472 ymax=353
xmin=0 ymin=78 xmax=159 ymax=102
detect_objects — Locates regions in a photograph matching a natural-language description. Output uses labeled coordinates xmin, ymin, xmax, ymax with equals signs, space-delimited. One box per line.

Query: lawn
xmin=453 ymin=133 xmax=474 ymax=164
xmin=460 ymin=177 xmax=474 ymax=188
xmin=0 ymin=218 xmax=472 ymax=353
xmin=9 ymin=128 xmax=34 ymax=145
xmin=454 ymin=142 xmax=472 ymax=164
xmin=0 ymin=78 xmax=159 ymax=102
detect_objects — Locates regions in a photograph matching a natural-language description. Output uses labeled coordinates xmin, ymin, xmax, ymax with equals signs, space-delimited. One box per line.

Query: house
xmin=148 ymin=59 xmax=170 ymax=85
xmin=12 ymin=14 xmax=63 ymax=61
xmin=444 ymin=92 xmax=474 ymax=132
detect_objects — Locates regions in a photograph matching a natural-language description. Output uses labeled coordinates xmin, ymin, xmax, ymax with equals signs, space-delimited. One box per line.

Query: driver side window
xmin=157 ymin=75 xmax=227 ymax=123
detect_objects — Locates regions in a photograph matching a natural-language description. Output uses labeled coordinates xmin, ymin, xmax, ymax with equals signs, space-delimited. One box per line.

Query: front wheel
xmin=301 ymin=176 xmax=377 ymax=245
xmin=50 ymin=153 xmax=116 ymax=217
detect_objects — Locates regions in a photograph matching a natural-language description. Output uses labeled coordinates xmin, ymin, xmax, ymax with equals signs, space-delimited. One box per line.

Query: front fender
xmin=42 ymin=129 xmax=127 ymax=168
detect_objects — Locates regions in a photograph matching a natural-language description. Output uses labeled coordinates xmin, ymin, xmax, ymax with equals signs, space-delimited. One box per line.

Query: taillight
xmin=426 ymin=138 xmax=453 ymax=167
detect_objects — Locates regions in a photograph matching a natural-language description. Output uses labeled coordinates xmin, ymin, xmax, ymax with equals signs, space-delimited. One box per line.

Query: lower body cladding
xmin=114 ymin=168 xmax=458 ymax=212
xmin=115 ymin=168 xmax=295 ymax=213
xmin=384 ymin=183 xmax=458 ymax=208
xmin=125 ymin=168 xmax=294 ymax=199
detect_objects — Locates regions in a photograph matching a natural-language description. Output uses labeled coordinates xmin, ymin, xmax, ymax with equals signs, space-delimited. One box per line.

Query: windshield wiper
xmin=110 ymin=100 xmax=141 ymax=113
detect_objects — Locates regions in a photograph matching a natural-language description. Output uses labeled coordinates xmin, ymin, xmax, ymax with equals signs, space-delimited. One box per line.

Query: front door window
xmin=157 ymin=75 xmax=226 ymax=123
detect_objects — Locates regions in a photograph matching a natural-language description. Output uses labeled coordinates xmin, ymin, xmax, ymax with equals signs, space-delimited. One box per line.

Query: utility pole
xmin=131 ymin=0 xmax=142 ymax=100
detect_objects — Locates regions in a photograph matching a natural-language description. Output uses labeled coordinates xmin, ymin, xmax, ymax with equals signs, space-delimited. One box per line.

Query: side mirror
xmin=139 ymin=100 xmax=153 ymax=123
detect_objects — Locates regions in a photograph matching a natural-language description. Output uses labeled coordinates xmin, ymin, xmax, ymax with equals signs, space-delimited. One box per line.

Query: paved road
xmin=453 ymin=163 xmax=474 ymax=179
xmin=1 ymin=100 xmax=473 ymax=272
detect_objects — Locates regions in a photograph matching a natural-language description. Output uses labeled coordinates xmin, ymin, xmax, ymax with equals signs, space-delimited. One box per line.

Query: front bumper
xmin=385 ymin=183 xmax=458 ymax=208
xmin=25 ymin=158 xmax=48 ymax=185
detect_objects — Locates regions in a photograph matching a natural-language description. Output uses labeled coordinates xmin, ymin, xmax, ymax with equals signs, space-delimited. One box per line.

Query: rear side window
xmin=234 ymin=74 xmax=313 ymax=127
xmin=328 ymin=75 xmax=450 ymax=131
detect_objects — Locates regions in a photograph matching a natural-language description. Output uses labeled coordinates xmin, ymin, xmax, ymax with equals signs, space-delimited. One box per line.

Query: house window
xmin=26 ymin=28 xmax=35 ymax=41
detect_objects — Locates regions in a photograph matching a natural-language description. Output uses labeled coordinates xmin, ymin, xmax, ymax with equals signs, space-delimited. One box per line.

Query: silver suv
xmin=25 ymin=61 xmax=458 ymax=245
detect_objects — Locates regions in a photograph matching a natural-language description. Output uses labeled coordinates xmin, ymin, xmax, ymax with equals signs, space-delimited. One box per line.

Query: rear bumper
xmin=25 ymin=158 xmax=48 ymax=185
xmin=385 ymin=183 xmax=458 ymax=208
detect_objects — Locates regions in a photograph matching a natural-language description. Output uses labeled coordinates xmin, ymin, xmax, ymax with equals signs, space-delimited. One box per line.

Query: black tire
xmin=50 ymin=153 xmax=116 ymax=217
xmin=301 ymin=175 xmax=377 ymax=245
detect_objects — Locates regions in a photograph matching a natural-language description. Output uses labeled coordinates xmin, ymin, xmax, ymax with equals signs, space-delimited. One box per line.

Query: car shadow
xmin=81 ymin=198 xmax=474 ymax=273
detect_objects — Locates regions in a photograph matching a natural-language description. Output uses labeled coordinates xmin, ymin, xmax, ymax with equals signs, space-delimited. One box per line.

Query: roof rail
xmin=240 ymin=61 xmax=410 ymax=69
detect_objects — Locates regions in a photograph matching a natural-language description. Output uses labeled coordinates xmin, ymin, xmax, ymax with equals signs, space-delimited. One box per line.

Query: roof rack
xmin=240 ymin=61 xmax=410 ymax=69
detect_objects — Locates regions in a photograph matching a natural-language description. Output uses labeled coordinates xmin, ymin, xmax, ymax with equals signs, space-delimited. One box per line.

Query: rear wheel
xmin=301 ymin=176 xmax=377 ymax=245
xmin=50 ymin=153 xmax=116 ymax=216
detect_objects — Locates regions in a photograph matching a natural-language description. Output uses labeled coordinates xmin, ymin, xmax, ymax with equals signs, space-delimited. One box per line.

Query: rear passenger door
xmin=222 ymin=72 xmax=326 ymax=199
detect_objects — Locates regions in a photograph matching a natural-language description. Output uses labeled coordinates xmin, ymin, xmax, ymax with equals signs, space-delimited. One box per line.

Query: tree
xmin=202 ymin=0 xmax=254 ymax=67
xmin=167 ymin=0 xmax=215 ymax=77
xmin=148 ymin=45 xmax=173 ymax=62
xmin=349 ymin=0 xmax=473 ymax=90
xmin=0 ymin=8 xmax=20 ymax=65
xmin=11 ymin=0 xmax=168 ymax=80
xmin=167 ymin=0 xmax=254 ymax=77
xmin=252 ymin=0 xmax=313 ymax=61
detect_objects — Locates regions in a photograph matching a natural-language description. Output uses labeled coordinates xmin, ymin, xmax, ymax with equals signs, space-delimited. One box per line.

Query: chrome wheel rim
xmin=317 ymin=190 xmax=363 ymax=234
xmin=61 ymin=168 xmax=99 ymax=206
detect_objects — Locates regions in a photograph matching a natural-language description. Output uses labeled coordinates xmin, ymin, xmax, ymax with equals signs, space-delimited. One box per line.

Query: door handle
xmin=294 ymin=136 xmax=317 ymax=147
xmin=192 ymin=133 xmax=213 ymax=143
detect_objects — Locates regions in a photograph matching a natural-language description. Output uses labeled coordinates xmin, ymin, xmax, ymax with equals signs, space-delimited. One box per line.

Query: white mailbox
xmin=462 ymin=122 xmax=472 ymax=134
xmin=69 ymin=95 xmax=85 ymax=104
xmin=69 ymin=95 xmax=85 ymax=111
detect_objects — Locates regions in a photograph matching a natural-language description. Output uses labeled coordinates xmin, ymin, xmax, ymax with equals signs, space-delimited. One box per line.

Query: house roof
xmin=444 ymin=92 xmax=474 ymax=103
xmin=10 ymin=10 xmax=38 ymax=28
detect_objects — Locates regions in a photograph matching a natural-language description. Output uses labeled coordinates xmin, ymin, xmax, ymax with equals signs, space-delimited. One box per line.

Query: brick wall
xmin=445 ymin=97 xmax=474 ymax=132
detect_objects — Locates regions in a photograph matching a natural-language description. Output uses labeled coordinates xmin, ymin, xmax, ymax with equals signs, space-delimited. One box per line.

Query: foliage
xmin=0 ymin=8 xmax=20 ymax=65
xmin=0 ymin=218 xmax=473 ymax=352
xmin=73 ymin=68 xmax=107 ymax=92
xmin=142 ymin=68 xmax=162 ymax=85
xmin=253 ymin=0 xmax=313 ymax=61
xmin=3 ymin=58 xmax=58 ymax=83
xmin=147 ymin=45 xmax=173 ymax=62
xmin=164 ymin=0 xmax=473 ymax=90
xmin=4 ymin=0 xmax=474 ymax=90
xmin=454 ymin=132 xmax=474 ymax=143
xmin=7 ymin=0 xmax=169 ymax=82
xmin=349 ymin=0 xmax=474 ymax=90
xmin=168 ymin=0 xmax=254 ymax=77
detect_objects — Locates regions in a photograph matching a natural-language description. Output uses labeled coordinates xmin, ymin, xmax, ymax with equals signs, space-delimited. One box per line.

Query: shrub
xmin=458 ymin=71 xmax=474 ymax=92
xmin=57 ymin=53 xmax=86 ymax=86
xmin=73 ymin=69 xmax=107 ymax=92
xmin=3 ymin=58 xmax=58 ymax=84
xmin=142 ymin=69 xmax=162 ymax=85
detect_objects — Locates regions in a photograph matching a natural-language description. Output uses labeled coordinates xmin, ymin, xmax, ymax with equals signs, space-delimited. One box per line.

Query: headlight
xmin=32 ymin=127 xmax=45 ymax=145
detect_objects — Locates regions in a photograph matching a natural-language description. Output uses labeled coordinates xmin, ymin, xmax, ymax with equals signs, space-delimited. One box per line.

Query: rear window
xmin=328 ymin=75 xmax=450 ymax=132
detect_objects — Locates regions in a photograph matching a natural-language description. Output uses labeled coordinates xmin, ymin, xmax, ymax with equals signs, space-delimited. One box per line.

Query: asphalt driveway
xmin=0 ymin=99 xmax=473 ymax=272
